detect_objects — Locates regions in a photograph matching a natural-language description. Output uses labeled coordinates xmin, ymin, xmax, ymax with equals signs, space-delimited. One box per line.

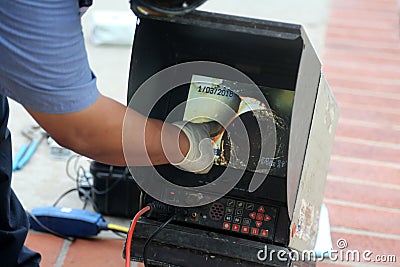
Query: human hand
xmin=172 ymin=121 xmax=223 ymax=174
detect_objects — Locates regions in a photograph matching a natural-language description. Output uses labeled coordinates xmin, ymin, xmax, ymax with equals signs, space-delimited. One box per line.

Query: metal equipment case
xmin=125 ymin=10 xmax=338 ymax=266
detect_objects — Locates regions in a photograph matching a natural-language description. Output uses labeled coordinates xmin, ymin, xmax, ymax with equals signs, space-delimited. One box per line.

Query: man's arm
xmin=26 ymin=94 xmax=190 ymax=166
xmin=0 ymin=0 xmax=216 ymax=172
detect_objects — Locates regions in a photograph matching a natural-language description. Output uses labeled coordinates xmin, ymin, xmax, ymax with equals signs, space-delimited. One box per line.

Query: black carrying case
xmin=90 ymin=161 xmax=141 ymax=218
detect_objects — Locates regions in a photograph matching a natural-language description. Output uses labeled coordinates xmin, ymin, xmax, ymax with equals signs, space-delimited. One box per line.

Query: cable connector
xmin=145 ymin=202 xmax=174 ymax=217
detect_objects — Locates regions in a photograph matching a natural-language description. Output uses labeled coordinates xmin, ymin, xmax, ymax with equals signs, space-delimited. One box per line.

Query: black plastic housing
xmin=90 ymin=162 xmax=141 ymax=218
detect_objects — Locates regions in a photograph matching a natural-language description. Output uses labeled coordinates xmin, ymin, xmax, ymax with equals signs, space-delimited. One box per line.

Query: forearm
xmin=26 ymin=94 xmax=189 ymax=166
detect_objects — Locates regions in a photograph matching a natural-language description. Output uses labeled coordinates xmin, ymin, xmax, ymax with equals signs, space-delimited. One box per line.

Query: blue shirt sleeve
xmin=0 ymin=0 xmax=99 ymax=114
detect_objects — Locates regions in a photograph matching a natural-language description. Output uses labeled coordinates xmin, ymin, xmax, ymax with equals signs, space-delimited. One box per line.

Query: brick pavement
xmin=318 ymin=0 xmax=400 ymax=266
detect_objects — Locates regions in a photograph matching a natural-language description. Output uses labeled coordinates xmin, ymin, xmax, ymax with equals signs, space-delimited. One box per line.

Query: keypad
xmin=226 ymin=207 xmax=234 ymax=214
xmin=232 ymin=224 xmax=240 ymax=232
xmin=224 ymin=215 xmax=232 ymax=222
xmin=235 ymin=209 xmax=243 ymax=216
xmin=233 ymin=216 xmax=242 ymax=224
xmin=242 ymin=218 xmax=251 ymax=226
xmin=245 ymin=203 xmax=254 ymax=210
xmin=227 ymin=199 xmax=235 ymax=207
xmin=220 ymin=198 xmax=276 ymax=241
xmin=148 ymin=196 xmax=276 ymax=242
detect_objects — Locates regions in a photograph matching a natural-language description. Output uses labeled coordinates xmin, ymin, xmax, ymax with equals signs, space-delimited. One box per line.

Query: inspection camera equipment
xmin=124 ymin=9 xmax=338 ymax=267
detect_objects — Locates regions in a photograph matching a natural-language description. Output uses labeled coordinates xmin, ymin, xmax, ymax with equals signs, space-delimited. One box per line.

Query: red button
xmin=223 ymin=222 xmax=231 ymax=230
xmin=255 ymin=221 xmax=263 ymax=228
xmin=264 ymin=214 xmax=271 ymax=221
xmin=249 ymin=212 xmax=256 ymax=219
xmin=258 ymin=206 xmax=265 ymax=213
xmin=260 ymin=229 xmax=269 ymax=237
xmin=241 ymin=226 xmax=249 ymax=234
xmin=256 ymin=213 xmax=264 ymax=221
xmin=251 ymin=228 xmax=259 ymax=235
xmin=232 ymin=224 xmax=240 ymax=232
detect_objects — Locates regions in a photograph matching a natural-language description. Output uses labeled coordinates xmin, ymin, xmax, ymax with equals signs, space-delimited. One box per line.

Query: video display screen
xmin=183 ymin=75 xmax=294 ymax=178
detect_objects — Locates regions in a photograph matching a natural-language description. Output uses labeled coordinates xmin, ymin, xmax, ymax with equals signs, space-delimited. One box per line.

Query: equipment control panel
xmin=145 ymin=195 xmax=278 ymax=242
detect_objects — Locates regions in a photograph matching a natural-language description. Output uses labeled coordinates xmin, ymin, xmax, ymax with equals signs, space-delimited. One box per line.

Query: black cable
xmin=56 ymin=156 xmax=93 ymax=208
xmin=89 ymin=165 xmax=129 ymax=196
xmin=81 ymin=189 xmax=89 ymax=210
xmin=55 ymin=159 xmax=131 ymax=238
xmin=61 ymin=160 xmax=132 ymax=210
xmin=52 ymin=188 xmax=77 ymax=207
xmin=143 ymin=215 xmax=176 ymax=267
xmin=52 ymin=176 xmax=93 ymax=210
xmin=48 ymin=158 xmax=130 ymax=240
xmin=90 ymin=179 xmax=122 ymax=195
xmin=111 ymin=230 xmax=127 ymax=239
xmin=65 ymin=154 xmax=82 ymax=181
xmin=27 ymin=211 xmax=75 ymax=241
xmin=79 ymin=190 xmax=99 ymax=212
